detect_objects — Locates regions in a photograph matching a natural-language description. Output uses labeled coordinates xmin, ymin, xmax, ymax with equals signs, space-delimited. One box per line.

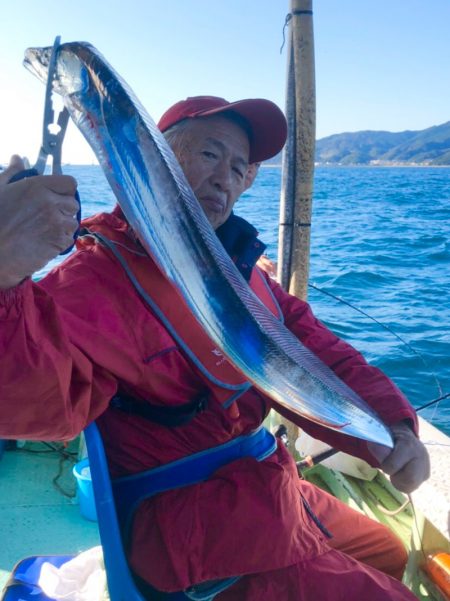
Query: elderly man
xmin=0 ymin=96 xmax=427 ymax=600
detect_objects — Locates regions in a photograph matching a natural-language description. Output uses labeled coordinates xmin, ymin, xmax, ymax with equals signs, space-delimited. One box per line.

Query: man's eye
xmin=233 ymin=167 xmax=244 ymax=178
xmin=202 ymin=151 xmax=217 ymax=159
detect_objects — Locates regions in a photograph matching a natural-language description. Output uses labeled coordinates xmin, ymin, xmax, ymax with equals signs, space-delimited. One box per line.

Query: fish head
xmin=23 ymin=41 xmax=111 ymax=146
xmin=23 ymin=45 xmax=53 ymax=85
xmin=24 ymin=42 xmax=91 ymax=98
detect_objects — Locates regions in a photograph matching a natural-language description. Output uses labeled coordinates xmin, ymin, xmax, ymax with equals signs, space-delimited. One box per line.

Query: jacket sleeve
xmin=0 ymin=272 xmax=117 ymax=442
xmin=265 ymin=274 xmax=418 ymax=465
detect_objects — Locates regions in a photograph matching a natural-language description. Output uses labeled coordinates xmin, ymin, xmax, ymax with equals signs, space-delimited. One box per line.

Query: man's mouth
xmin=200 ymin=197 xmax=226 ymax=213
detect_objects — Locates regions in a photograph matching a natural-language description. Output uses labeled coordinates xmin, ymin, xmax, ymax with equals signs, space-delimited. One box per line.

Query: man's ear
xmin=244 ymin=162 xmax=261 ymax=190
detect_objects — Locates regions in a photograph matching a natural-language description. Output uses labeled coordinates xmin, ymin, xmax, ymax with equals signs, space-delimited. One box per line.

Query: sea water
xmin=38 ymin=165 xmax=450 ymax=435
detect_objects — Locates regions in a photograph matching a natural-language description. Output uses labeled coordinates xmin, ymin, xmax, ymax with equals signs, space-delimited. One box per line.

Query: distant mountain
xmin=314 ymin=122 xmax=450 ymax=166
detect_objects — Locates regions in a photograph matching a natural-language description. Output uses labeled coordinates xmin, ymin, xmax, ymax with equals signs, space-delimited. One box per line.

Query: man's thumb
xmin=1 ymin=155 xmax=26 ymax=181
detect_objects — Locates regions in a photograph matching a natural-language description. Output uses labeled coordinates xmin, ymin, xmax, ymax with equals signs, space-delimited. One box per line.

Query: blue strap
xmin=110 ymin=391 xmax=209 ymax=427
xmin=112 ymin=426 xmax=277 ymax=541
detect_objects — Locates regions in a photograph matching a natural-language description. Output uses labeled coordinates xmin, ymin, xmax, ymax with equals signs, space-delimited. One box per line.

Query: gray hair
xmin=162 ymin=119 xmax=195 ymax=154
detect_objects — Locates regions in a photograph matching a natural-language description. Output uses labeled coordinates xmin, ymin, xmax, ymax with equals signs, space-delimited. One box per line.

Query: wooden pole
xmin=275 ymin=0 xmax=315 ymax=448
xmin=278 ymin=0 xmax=316 ymax=301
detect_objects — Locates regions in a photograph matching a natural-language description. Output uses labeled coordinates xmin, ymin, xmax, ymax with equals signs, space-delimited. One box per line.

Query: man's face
xmin=172 ymin=115 xmax=250 ymax=229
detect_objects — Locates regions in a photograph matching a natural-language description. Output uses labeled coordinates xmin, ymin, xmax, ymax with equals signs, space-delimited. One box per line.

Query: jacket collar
xmin=216 ymin=213 xmax=266 ymax=281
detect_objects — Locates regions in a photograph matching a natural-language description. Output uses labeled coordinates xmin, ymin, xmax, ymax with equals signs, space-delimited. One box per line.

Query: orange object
xmin=424 ymin=552 xmax=450 ymax=600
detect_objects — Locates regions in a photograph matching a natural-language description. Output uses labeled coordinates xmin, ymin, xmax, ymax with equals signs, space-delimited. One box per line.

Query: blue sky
xmin=0 ymin=0 xmax=449 ymax=164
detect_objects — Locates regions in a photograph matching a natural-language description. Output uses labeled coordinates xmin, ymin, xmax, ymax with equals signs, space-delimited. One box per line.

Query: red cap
xmin=158 ymin=95 xmax=287 ymax=163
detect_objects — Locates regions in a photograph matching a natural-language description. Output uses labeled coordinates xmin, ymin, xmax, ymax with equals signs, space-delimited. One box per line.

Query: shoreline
xmin=261 ymin=163 xmax=450 ymax=168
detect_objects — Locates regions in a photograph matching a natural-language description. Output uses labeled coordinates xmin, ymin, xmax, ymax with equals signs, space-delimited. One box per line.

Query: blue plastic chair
xmin=83 ymin=422 xmax=188 ymax=601
xmin=86 ymin=423 xmax=237 ymax=601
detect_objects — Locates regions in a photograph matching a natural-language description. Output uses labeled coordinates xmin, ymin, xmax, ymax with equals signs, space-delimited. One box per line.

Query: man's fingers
xmin=33 ymin=174 xmax=78 ymax=196
xmin=6 ymin=175 xmax=79 ymax=210
xmin=390 ymin=469 xmax=415 ymax=495
xmin=9 ymin=174 xmax=77 ymax=195
xmin=57 ymin=195 xmax=80 ymax=217
xmin=51 ymin=229 xmax=78 ymax=253
xmin=380 ymin=426 xmax=421 ymax=475
xmin=390 ymin=456 xmax=430 ymax=494
xmin=9 ymin=154 xmax=26 ymax=170
xmin=377 ymin=446 xmax=410 ymax=475
xmin=367 ymin=440 xmax=391 ymax=465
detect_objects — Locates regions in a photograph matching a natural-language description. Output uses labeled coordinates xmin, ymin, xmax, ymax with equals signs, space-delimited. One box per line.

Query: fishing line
xmin=308 ymin=282 xmax=446 ymax=408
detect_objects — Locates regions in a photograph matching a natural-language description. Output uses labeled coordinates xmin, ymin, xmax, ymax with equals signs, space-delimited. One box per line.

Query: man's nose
xmin=211 ymin=161 xmax=232 ymax=190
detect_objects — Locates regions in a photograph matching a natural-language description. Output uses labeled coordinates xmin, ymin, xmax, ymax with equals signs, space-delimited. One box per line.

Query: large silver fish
xmin=24 ymin=42 xmax=393 ymax=447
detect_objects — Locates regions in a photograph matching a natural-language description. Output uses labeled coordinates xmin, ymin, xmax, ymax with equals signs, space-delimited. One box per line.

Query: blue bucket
xmin=73 ymin=458 xmax=98 ymax=522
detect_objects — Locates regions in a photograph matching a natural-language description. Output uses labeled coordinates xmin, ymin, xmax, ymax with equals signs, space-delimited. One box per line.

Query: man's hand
xmin=0 ymin=155 xmax=78 ymax=290
xmin=257 ymin=254 xmax=278 ymax=279
xmin=367 ymin=421 xmax=430 ymax=494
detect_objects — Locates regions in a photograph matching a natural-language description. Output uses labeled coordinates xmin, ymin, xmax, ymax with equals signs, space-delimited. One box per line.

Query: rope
xmin=16 ymin=441 xmax=77 ymax=498
xmin=280 ymin=9 xmax=314 ymax=54
xmin=375 ymin=497 xmax=411 ymax=517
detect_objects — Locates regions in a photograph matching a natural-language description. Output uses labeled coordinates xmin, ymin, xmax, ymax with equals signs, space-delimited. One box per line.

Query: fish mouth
xmin=23 ymin=46 xmax=52 ymax=84
xmin=23 ymin=43 xmax=90 ymax=99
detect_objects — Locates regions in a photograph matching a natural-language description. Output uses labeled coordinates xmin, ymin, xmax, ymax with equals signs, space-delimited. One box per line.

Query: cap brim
xmin=194 ymin=99 xmax=287 ymax=163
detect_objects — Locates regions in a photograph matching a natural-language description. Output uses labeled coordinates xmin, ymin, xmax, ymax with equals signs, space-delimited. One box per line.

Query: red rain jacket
xmin=0 ymin=207 xmax=417 ymax=593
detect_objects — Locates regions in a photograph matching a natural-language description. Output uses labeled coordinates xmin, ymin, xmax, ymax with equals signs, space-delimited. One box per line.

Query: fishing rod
xmin=415 ymin=391 xmax=450 ymax=412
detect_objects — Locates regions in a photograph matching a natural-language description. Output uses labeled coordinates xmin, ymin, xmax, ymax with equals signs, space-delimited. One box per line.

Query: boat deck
xmin=0 ymin=439 xmax=99 ymax=591
xmin=410 ymin=418 xmax=450 ymax=542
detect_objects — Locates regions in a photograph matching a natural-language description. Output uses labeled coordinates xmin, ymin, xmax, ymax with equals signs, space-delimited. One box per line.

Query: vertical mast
xmin=278 ymin=0 xmax=316 ymax=300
